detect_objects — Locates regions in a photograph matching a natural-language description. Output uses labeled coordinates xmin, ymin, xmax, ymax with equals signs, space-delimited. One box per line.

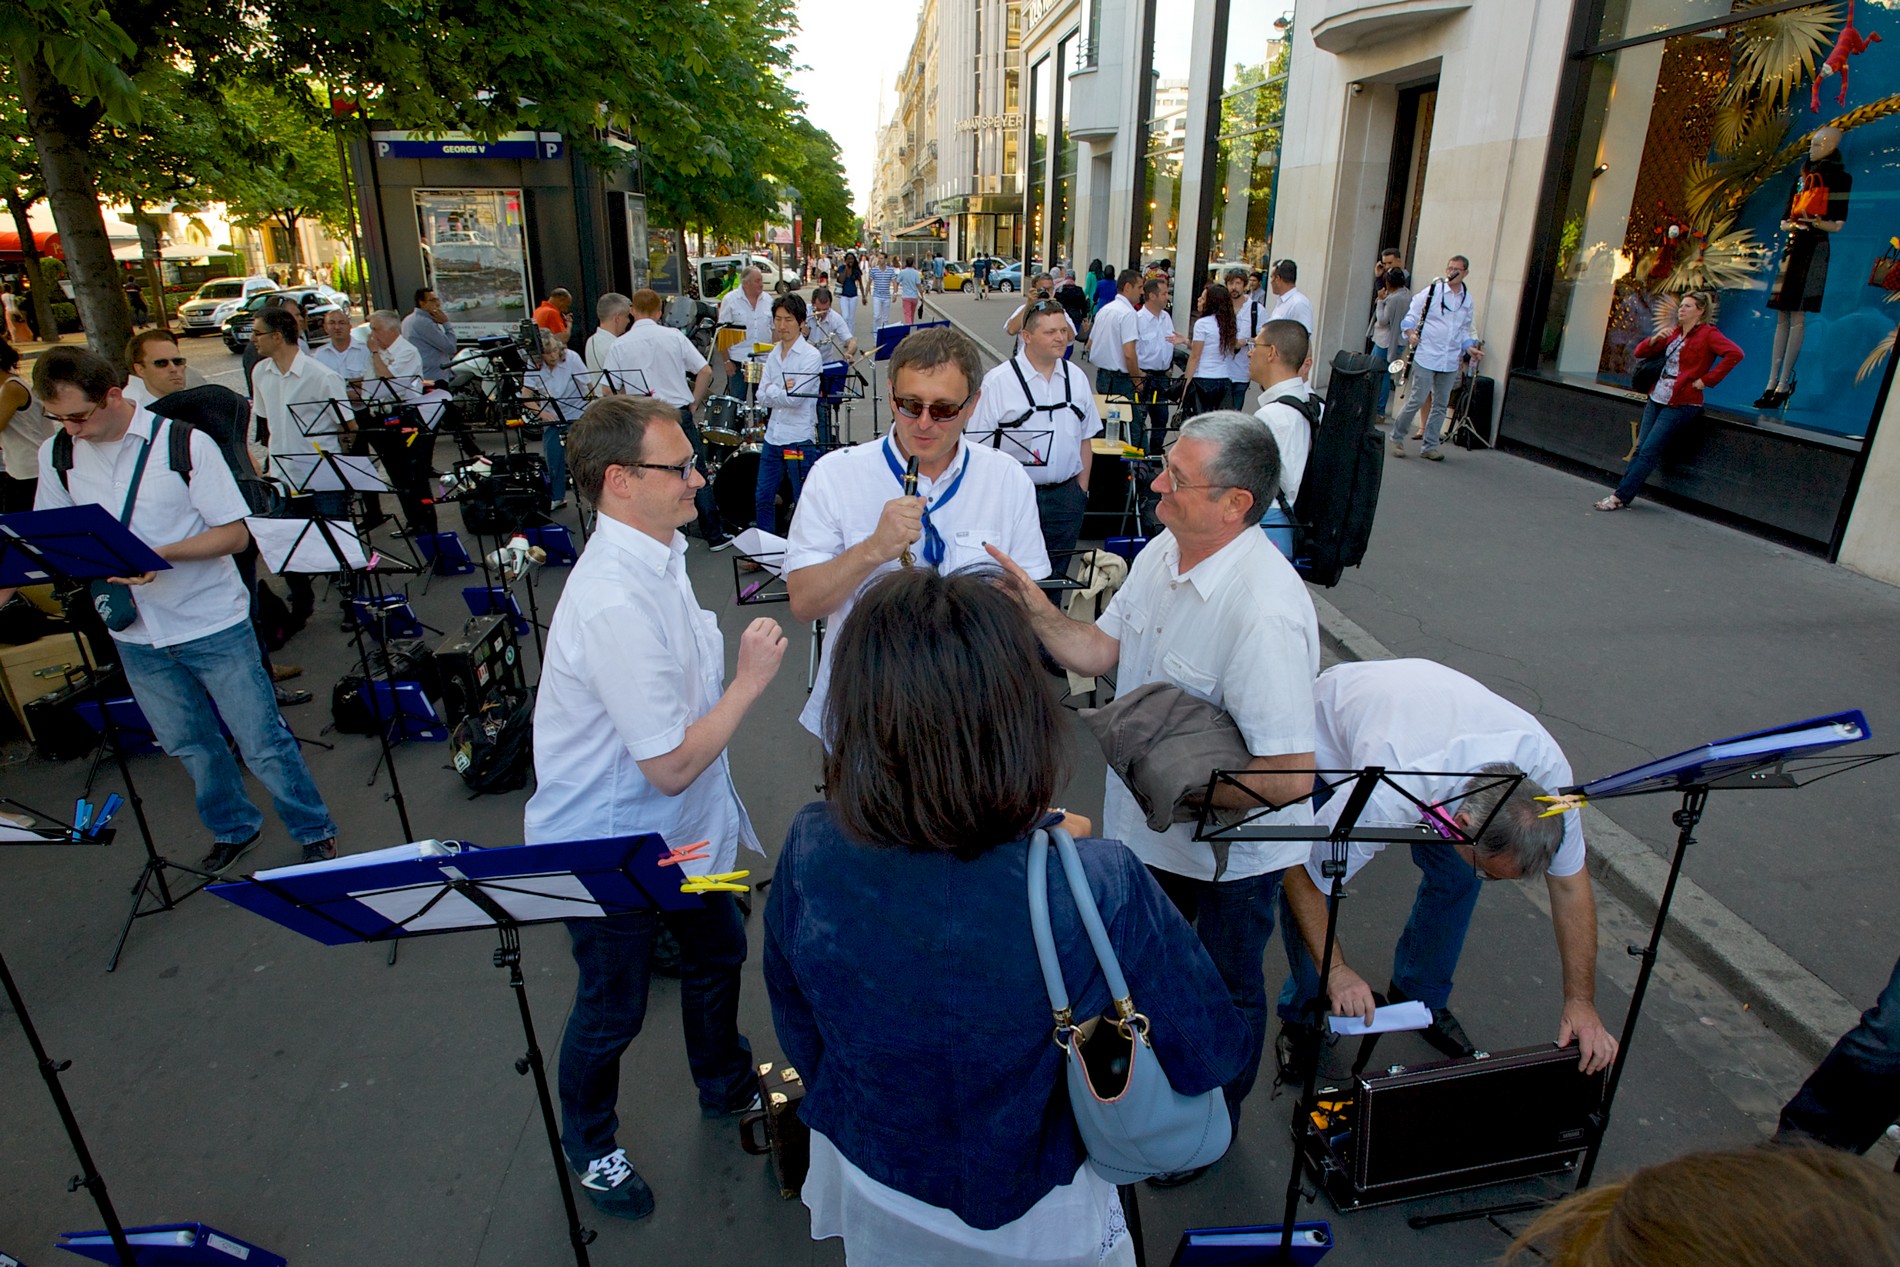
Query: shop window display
xmin=1535 ymin=2 xmax=1900 ymax=440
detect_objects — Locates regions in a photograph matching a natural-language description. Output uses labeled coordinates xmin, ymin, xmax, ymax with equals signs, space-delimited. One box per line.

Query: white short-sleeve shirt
xmin=523 ymin=513 xmax=760 ymax=868
xmin=964 ymin=354 xmax=1102 ymax=484
xmin=1270 ymin=287 xmax=1315 ymax=334
xmin=785 ymin=435 xmax=1049 ymax=739
xmin=1254 ymin=379 xmax=1315 ymax=500
xmin=310 ymin=339 xmax=371 ymax=383
xmin=1132 ymin=306 xmax=1176 ymax=372
xmin=584 ymin=326 xmax=620 ymax=373
xmin=1302 ymin=659 xmax=1585 ymax=889
xmin=603 ymin=318 xmax=709 ymax=408
xmin=717 ymin=290 xmax=775 ymax=364
xmin=35 ymin=410 xmax=252 ymax=648
xmin=1087 ymin=296 xmax=1137 ymax=375
xmin=806 ymin=309 xmax=855 ymax=364
xmin=1192 ymin=316 xmax=1248 ymax=384
xmin=1096 ymin=528 xmax=1320 ymax=880
xmin=252 ymin=350 xmax=350 ymax=453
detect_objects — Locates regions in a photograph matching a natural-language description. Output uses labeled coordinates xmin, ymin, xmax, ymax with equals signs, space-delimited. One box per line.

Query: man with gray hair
xmin=1275 ymin=658 xmax=1617 ymax=1077
xmin=586 ymin=292 xmax=633 ymax=372
xmin=716 ymin=267 xmax=773 ymax=387
xmin=990 ymin=409 xmax=1320 ymax=1166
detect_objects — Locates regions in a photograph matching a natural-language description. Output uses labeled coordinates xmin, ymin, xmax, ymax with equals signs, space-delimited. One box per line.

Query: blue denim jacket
xmin=763 ymin=802 xmax=1248 ymax=1230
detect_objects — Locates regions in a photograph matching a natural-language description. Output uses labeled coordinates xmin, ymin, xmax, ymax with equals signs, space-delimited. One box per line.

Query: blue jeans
xmin=1371 ymin=345 xmax=1393 ymax=413
xmin=544 ymin=425 xmax=567 ymax=502
xmin=557 ymin=895 xmax=754 ymax=1167
xmin=1780 ymin=950 xmax=1900 ymax=1153
xmin=1277 ymin=841 xmax=1481 ymax=1022
xmin=1149 ymin=866 xmax=1283 ymax=1118
xmin=1614 ymin=401 xmax=1702 ymax=505
xmin=755 ymin=442 xmax=815 ymax=532
xmin=116 ymin=621 xmax=336 ymax=846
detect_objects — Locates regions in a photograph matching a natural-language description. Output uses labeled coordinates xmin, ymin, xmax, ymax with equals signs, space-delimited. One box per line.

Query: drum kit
xmin=703 ymin=338 xmax=775 ymax=531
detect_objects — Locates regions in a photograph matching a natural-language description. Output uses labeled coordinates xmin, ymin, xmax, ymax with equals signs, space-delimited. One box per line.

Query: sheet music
xmin=732 ymin=528 xmax=789 ymax=576
xmin=248 ymin=516 xmax=370 ymax=573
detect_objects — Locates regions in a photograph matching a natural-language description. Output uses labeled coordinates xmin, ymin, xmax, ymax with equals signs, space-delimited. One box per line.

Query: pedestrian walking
xmin=835 ymin=252 xmax=863 ymax=327
xmin=868 ymin=253 xmax=897 ymax=329
xmin=1390 ymin=255 xmax=1482 ymax=460
xmin=896 ymin=259 xmax=923 ymax=325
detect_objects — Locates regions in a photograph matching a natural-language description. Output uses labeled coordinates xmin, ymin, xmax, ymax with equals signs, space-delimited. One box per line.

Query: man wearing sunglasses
xmin=527 ymin=394 xmax=787 ymax=1222
xmin=1274 ymin=658 xmax=1617 ymax=1080
xmin=785 ymin=327 xmax=1047 ymax=740
xmin=122 ymin=329 xmax=191 ymax=410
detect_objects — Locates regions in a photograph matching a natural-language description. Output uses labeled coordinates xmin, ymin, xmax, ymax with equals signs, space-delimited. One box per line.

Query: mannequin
xmin=1759 ymin=126 xmax=1850 ymax=408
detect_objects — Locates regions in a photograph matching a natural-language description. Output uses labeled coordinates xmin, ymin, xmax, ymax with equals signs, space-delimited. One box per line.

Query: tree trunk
xmin=13 ymin=52 xmax=131 ymax=374
xmin=3 ymin=188 xmax=59 ymax=342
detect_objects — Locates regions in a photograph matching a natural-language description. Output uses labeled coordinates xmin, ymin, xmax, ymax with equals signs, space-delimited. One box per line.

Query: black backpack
xmin=1292 ymin=351 xmax=1385 ymax=587
xmin=449 ymin=690 xmax=535 ymax=795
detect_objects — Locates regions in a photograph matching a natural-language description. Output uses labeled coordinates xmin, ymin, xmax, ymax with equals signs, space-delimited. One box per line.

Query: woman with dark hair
xmin=1181 ymin=283 xmax=1242 ymax=416
xmin=835 ymin=252 xmax=864 ymax=327
xmin=1093 ymin=264 xmax=1119 ymax=315
xmin=765 ymin=568 xmax=1246 ymax=1266
xmin=1083 ymin=257 xmax=1104 ymax=301
xmin=1594 ymin=291 xmax=1742 ymax=511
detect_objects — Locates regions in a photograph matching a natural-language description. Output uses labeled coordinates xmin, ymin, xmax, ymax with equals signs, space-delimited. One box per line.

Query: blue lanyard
xmin=883 ymin=439 xmax=969 ymax=568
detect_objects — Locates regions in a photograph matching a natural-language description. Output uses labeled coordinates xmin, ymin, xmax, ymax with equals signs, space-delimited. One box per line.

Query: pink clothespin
xmin=657 ymin=840 xmax=712 ymax=868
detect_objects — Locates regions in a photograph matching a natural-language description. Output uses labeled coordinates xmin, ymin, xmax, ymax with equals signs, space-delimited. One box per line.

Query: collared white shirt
xmin=806 ymin=309 xmax=855 ymax=364
xmin=400 ymin=309 xmax=458 ymax=380
xmin=310 ymin=339 xmax=371 ymax=383
xmin=1096 ymin=528 xmax=1319 ymax=880
xmin=523 ymin=513 xmax=760 ymax=868
xmin=1087 ymin=295 xmax=1137 ymax=374
xmin=965 ymin=353 xmax=1102 ymax=484
xmin=1270 ymin=286 xmax=1315 ymax=334
xmin=252 ymin=350 xmax=350 ymax=453
xmin=785 ymin=435 xmax=1049 ymax=738
xmin=1132 ymin=305 xmax=1176 ymax=372
xmin=372 ymin=335 xmax=449 ymax=428
xmin=1400 ymin=280 xmax=1477 ymax=373
xmin=603 ymin=318 xmax=709 ymax=408
xmin=524 ymin=349 xmax=589 ymax=422
xmin=1254 ymin=378 xmax=1316 ymax=500
xmin=35 ymin=409 xmax=251 ymax=649
xmin=1303 ymin=659 xmax=1584 ymax=890
xmin=717 ymin=289 xmax=774 ymax=364
xmin=757 ymin=337 xmax=824 ymax=446
xmin=1236 ymin=294 xmax=1271 ymax=344
xmin=584 ymin=326 xmax=621 ymax=373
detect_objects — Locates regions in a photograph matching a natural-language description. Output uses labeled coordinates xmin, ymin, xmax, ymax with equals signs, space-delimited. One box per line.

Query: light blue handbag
xmin=1027 ymin=827 xmax=1234 ymax=1183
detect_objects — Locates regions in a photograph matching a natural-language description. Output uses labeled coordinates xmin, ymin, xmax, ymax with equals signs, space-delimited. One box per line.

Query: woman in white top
xmin=0 ymin=339 xmax=55 ymax=511
xmin=1181 ymin=283 xmax=1245 ymax=417
xmin=524 ymin=330 xmax=587 ymax=507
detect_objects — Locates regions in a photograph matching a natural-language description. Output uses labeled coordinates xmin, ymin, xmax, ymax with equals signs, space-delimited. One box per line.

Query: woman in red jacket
xmin=1595 ymin=291 xmax=1744 ymax=511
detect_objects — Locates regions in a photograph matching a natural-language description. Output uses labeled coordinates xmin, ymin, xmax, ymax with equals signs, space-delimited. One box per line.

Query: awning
xmin=0 ymin=230 xmax=62 ymax=259
xmin=892 ymin=216 xmax=948 ymax=241
xmin=111 ymin=242 xmax=215 ymax=261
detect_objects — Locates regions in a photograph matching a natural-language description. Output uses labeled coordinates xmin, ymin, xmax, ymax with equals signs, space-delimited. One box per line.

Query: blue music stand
xmin=211 ymin=835 xmax=702 ymax=1266
xmin=415 ymin=531 xmax=475 ymax=578
xmin=462 ymin=585 xmax=530 ymax=637
xmin=349 ymin=593 xmax=426 ymax=642
xmin=57 ymin=1223 xmax=284 ymax=1266
xmin=523 ymin=524 xmax=578 ymax=567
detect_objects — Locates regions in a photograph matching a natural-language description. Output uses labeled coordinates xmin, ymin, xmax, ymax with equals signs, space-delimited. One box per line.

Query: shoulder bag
xmin=1027 ymin=826 xmax=1233 ymax=1183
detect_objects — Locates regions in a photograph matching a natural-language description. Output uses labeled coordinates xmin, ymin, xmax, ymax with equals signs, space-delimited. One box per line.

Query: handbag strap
xmin=1027 ymin=828 xmax=1139 ymax=1032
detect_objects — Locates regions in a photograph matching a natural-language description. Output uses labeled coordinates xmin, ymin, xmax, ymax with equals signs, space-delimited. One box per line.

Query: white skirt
xmin=803 ymin=1129 xmax=1136 ymax=1267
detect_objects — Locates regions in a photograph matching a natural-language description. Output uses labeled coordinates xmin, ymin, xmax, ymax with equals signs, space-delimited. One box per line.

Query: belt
xmin=1031 ymin=473 xmax=1081 ymax=489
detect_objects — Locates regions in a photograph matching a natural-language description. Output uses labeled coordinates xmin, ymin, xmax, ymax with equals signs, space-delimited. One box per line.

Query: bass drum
xmin=713 ymin=449 xmax=793 ymax=535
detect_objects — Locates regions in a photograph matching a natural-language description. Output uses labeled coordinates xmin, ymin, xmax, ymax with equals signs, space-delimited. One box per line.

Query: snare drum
xmin=699 ymin=396 xmax=746 ymax=449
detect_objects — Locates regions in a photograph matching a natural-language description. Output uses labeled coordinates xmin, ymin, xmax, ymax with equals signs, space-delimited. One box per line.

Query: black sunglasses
xmin=892 ymin=390 xmax=975 ymax=421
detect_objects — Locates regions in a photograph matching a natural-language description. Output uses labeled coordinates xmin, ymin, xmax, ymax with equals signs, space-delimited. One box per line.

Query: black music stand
xmin=0 ymin=505 xmax=205 ymax=972
xmin=211 ymin=834 xmax=709 ymax=1267
xmin=574 ymin=369 xmax=648 ymax=399
xmin=973 ymin=423 xmax=1056 ymax=469
xmin=1191 ymin=763 xmax=1523 ymax=1260
xmin=1409 ymin=710 xmax=1890 ymax=1228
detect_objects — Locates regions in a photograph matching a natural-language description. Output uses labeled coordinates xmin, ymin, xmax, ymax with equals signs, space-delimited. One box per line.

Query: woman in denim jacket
xmin=765 ymin=567 xmax=1247 ymax=1266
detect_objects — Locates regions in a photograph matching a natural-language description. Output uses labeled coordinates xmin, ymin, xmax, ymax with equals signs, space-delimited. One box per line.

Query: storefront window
xmin=1208 ymin=5 xmax=1293 ymax=269
xmin=1529 ymin=3 xmax=1900 ymax=440
xmin=414 ymin=188 xmax=531 ymax=337
xmin=1594 ymin=0 xmax=1742 ymax=49
xmin=1052 ymin=34 xmax=1077 ymax=268
xmin=1027 ymin=55 xmax=1052 ymax=268
xmin=1137 ymin=4 xmax=1194 ymax=264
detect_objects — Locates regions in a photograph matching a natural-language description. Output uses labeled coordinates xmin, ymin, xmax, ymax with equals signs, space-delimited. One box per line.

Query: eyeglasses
xmin=1154 ymin=461 xmax=1231 ymax=494
xmin=627 ymin=458 xmax=697 ymax=482
xmin=891 ymin=391 xmax=974 ymax=421
xmin=44 ymin=401 xmax=103 ymax=426
xmin=146 ymin=357 xmax=187 ymax=368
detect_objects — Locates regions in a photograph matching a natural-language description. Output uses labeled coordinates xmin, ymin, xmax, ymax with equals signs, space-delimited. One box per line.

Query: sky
xmin=790 ymin=0 xmax=925 ymax=217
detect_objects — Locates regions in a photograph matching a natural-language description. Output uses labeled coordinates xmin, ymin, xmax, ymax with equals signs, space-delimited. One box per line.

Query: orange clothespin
xmin=657 ymin=840 xmax=712 ymax=868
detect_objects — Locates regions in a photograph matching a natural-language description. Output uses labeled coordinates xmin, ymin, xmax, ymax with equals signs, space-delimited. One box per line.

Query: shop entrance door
xmin=1380 ymin=82 xmax=1438 ymax=272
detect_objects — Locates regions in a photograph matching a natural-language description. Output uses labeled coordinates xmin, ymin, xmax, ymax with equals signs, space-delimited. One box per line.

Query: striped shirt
xmin=868 ymin=266 xmax=897 ymax=299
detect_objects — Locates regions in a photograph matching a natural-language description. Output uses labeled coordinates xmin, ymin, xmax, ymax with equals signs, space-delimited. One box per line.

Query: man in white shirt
xmin=26 ymin=346 xmax=338 ymax=872
xmin=1132 ymin=276 xmax=1183 ymax=456
xmin=1225 ymin=265 xmax=1270 ymax=352
xmin=803 ymin=286 xmax=857 ymax=446
xmin=1274 ymin=659 xmax=1617 ymax=1078
xmin=122 ymin=330 xmax=190 ymax=410
xmin=965 ymin=300 xmax=1102 ymax=558
xmin=1002 ymin=273 xmax=1073 ymax=350
xmin=586 ymin=292 xmax=633 ymax=372
xmin=308 ymin=309 xmax=370 ymax=386
xmin=990 ymin=411 xmax=1319 ymax=1143
xmin=786 ymin=327 xmax=1047 ymax=740
xmin=753 ymin=293 xmax=824 ymax=533
xmin=1267 ymin=260 xmax=1315 ymax=335
xmin=1248 ymin=319 xmax=1316 ymax=561
xmin=604 ymin=289 xmax=726 ymax=547
xmin=716 ymin=268 xmax=774 ymax=389
xmin=1391 ymin=254 xmax=1482 ymax=460
xmin=526 ymin=393 xmax=787 ymax=1222
xmin=367 ymin=309 xmax=449 ymax=534
xmin=1086 ymin=268 xmax=1142 ymax=401
xmin=251 ymin=304 xmax=349 ymax=458
xmin=400 ymin=287 xmax=460 ymax=384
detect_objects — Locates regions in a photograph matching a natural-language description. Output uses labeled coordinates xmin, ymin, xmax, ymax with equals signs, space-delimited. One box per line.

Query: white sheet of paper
xmin=248 ymin=516 xmax=369 ymax=574
xmin=731 ymin=527 xmax=789 ymax=576
xmin=0 ymin=822 xmax=47 ymax=841
xmin=350 ymin=872 xmax=603 ymax=931
xmin=252 ymin=839 xmax=453 ymax=881
xmin=1328 ymin=999 xmax=1432 ymax=1036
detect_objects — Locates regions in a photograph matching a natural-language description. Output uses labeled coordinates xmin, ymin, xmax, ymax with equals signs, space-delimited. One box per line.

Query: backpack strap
xmin=166 ymin=418 xmax=195 ymax=481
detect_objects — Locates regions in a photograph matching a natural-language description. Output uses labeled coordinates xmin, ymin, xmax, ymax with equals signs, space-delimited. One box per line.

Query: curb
xmin=1309 ymin=591 xmax=1860 ymax=1065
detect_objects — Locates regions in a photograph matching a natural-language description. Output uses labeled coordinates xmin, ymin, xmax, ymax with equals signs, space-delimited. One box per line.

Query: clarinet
xmin=899 ymin=455 xmax=920 ymax=568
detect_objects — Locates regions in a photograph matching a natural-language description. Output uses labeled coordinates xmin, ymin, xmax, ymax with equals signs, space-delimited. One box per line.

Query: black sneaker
xmin=575 ymin=1147 xmax=655 ymax=1220
xmin=300 ymin=837 xmax=338 ymax=865
xmin=200 ymin=830 xmax=262 ymax=876
xmin=1387 ymin=982 xmax=1476 ymax=1058
xmin=708 ymin=535 xmax=736 ymax=552
xmin=701 ymin=1089 xmax=761 ymax=1120
xmin=1146 ymin=1164 xmax=1213 ymax=1188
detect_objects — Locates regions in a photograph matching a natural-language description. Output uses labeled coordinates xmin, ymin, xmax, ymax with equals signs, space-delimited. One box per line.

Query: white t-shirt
xmin=785 ymin=435 xmax=1049 ymax=738
xmin=584 ymin=325 xmax=621 ymax=374
xmin=604 ymin=318 xmax=709 ymax=408
xmin=1 ymin=374 xmax=55 ymax=473
xmin=252 ymin=350 xmax=350 ymax=453
xmin=35 ymin=411 xmax=251 ymax=648
xmin=1191 ymin=316 xmax=1248 ymax=383
xmin=717 ymin=289 xmax=775 ymax=364
xmin=1254 ymin=378 xmax=1316 ymax=501
xmin=757 ymin=338 xmax=824 ymax=445
xmin=1302 ymin=659 xmax=1585 ymax=889
xmin=1096 ymin=528 xmax=1320 ymax=880
xmin=1087 ymin=296 xmax=1137 ymax=375
xmin=964 ymin=354 xmax=1102 ymax=484
xmin=523 ymin=513 xmax=760 ymax=869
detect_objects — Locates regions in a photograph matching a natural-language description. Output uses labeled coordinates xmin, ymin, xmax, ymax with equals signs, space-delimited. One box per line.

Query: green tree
xmin=0 ymin=75 xmax=59 ymax=339
xmin=216 ymin=80 xmax=352 ymax=267
xmin=783 ymin=118 xmax=860 ymax=251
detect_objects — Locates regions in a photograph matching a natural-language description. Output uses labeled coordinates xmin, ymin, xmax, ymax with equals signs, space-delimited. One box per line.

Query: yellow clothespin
xmin=1534 ymin=794 xmax=1589 ymax=819
xmin=680 ymin=869 xmax=752 ymax=895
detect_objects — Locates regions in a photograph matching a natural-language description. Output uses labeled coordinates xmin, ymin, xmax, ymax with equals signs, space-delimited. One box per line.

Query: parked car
xmin=222 ymin=287 xmax=352 ymax=353
xmin=692 ymin=252 xmax=800 ymax=295
xmin=176 ymin=275 xmax=277 ymax=337
xmin=941 ymin=261 xmax=974 ymax=291
xmin=989 ymin=261 xmax=1024 ymax=292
